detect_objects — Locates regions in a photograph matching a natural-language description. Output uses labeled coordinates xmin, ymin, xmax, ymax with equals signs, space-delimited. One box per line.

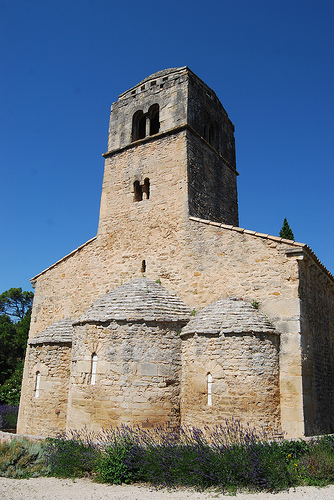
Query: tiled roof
xmin=75 ymin=278 xmax=191 ymax=324
xmin=180 ymin=298 xmax=276 ymax=337
xmin=29 ymin=319 xmax=73 ymax=345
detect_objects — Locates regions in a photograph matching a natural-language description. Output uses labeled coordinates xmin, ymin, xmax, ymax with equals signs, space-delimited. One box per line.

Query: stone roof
xmin=180 ymin=298 xmax=276 ymax=337
xmin=137 ymin=67 xmax=186 ymax=86
xmin=29 ymin=319 xmax=73 ymax=345
xmin=75 ymin=278 xmax=191 ymax=324
xmin=118 ymin=67 xmax=187 ymax=98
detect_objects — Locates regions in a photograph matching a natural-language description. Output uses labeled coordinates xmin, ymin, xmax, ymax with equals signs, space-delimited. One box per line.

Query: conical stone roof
xmin=180 ymin=298 xmax=276 ymax=337
xmin=75 ymin=278 xmax=191 ymax=324
xmin=29 ymin=319 xmax=73 ymax=345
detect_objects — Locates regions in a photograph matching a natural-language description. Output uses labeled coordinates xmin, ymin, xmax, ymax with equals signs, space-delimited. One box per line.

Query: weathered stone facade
xmin=17 ymin=67 xmax=334 ymax=438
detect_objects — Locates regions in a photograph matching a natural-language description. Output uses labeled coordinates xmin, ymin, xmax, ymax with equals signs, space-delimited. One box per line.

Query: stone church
xmin=17 ymin=67 xmax=334 ymax=439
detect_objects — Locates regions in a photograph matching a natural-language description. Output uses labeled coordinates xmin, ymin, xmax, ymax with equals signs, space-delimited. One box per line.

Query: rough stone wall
xmin=187 ymin=71 xmax=236 ymax=166
xmin=66 ymin=322 xmax=182 ymax=431
xmin=28 ymin=221 xmax=301 ymax=340
xmin=180 ymin=332 xmax=281 ymax=433
xmin=299 ymin=255 xmax=334 ymax=435
xmin=98 ymin=132 xmax=189 ymax=236
xmin=18 ymin=344 xmax=71 ymax=436
xmin=187 ymin=131 xmax=238 ymax=225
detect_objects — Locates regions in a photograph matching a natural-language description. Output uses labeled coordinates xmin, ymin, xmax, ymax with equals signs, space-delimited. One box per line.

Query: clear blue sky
xmin=1 ymin=0 xmax=333 ymax=293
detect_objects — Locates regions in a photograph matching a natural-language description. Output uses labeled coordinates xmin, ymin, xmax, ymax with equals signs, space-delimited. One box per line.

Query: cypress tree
xmin=279 ymin=218 xmax=295 ymax=240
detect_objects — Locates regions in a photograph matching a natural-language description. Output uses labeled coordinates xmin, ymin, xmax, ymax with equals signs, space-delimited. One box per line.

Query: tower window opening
xmin=141 ymin=260 xmax=146 ymax=273
xmin=134 ymin=179 xmax=150 ymax=201
xmin=207 ymin=373 xmax=212 ymax=406
xmin=134 ymin=180 xmax=143 ymax=202
xmin=143 ymin=178 xmax=150 ymax=199
xmin=91 ymin=353 xmax=97 ymax=385
xmin=35 ymin=371 xmax=41 ymax=398
xmin=149 ymin=104 xmax=160 ymax=135
xmin=132 ymin=110 xmax=146 ymax=141
xmin=208 ymin=122 xmax=218 ymax=149
xmin=203 ymin=113 xmax=219 ymax=152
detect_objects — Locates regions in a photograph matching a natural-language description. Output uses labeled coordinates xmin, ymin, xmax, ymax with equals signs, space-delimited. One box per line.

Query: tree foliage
xmin=0 ymin=288 xmax=33 ymax=321
xmin=279 ymin=218 xmax=295 ymax=241
xmin=0 ymin=288 xmax=33 ymax=404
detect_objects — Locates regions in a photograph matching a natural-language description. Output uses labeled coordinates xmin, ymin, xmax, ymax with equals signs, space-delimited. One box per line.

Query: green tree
xmin=0 ymin=288 xmax=33 ymax=404
xmin=279 ymin=218 xmax=295 ymax=240
xmin=0 ymin=288 xmax=33 ymax=321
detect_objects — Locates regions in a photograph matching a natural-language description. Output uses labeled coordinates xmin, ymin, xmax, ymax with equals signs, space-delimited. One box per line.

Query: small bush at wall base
xmin=0 ymin=438 xmax=47 ymax=478
xmin=96 ymin=442 xmax=137 ymax=484
xmin=0 ymin=404 xmax=19 ymax=430
xmin=44 ymin=432 xmax=99 ymax=478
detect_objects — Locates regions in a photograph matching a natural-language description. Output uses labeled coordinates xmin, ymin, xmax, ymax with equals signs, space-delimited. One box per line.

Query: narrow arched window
xmin=134 ymin=180 xmax=142 ymax=201
xmin=203 ymin=112 xmax=210 ymax=142
xmin=149 ymin=104 xmax=160 ymax=135
xmin=35 ymin=371 xmax=41 ymax=398
xmin=91 ymin=353 xmax=97 ymax=385
xmin=208 ymin=121 xmax=218 ymax=150
xmin=143 ymin=178 xmax=150 ymax=199
xmin=132 ymin=110 xmax=146 ymax=141
xmin=207 ymin=373 xmax=212 ymax=406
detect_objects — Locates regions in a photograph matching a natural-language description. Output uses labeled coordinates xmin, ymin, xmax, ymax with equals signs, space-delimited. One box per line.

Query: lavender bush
xmin=43 ymin=429 xmax=99 ymax=478
xmin=41 ymin=421 xmax=334 ymax=491
xmin=0 ymin=404 xmax=19 ymax=430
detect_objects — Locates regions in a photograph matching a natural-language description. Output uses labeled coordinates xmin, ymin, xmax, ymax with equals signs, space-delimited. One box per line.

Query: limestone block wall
xmin=180 ymin=332 xmax=281 ymax=433
xmin=98 ymin=132 xmax=188 ymax=236
xmin=187 ymin=131 xmax=238 ymax=225
xmin=66 ymin=321 xmax=182 ymax=431
xmin=19 ymin=344 xmax=71 ymax=436
xmin=298 ymin=255 xmax=334 ymax=435
xmin=28 ymin=219 xmax=302 ymax=341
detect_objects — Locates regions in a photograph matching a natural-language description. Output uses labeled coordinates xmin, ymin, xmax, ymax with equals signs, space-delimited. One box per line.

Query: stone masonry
xmin=17 ymin=67 xmax=334 ymax=438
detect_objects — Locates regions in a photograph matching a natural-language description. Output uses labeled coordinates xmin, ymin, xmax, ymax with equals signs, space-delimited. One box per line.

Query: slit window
xmin=35 ymin=371 xmax=41 ymax=398
xmin=203 ymin=113 xmax=219 ymax=152
xmin=132 ymin=110 xmax=146 ymax=141
xmin=141 ymin=260 xmax=146 ymax=273
xmin=149 ymin=104 xmax=160 ymax=135
xmin=207 ymin=373 xmax=212 ymax=406
xmin=91 ymin=353 xmax=97 ymax=385
xmin=143 ymin=178 xmax=150 ymax=199
xmin=134 ymin=180 xmax=143 ymax=201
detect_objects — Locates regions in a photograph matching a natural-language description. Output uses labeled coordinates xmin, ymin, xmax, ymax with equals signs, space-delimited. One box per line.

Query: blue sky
xmin=1 ymin=0 xmax=333 ymax=293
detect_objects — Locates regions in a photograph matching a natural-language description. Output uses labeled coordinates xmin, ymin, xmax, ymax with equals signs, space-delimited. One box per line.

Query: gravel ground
xmin=0 ymin=477 xmax=334 ymax=500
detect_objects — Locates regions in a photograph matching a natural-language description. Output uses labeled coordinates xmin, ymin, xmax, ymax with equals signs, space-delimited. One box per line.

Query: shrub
xmin=0 ymin=404 xmax=19 ymax=430
xmin=0 ymin=438 xmax=47 ymax=478
xmin=43 ymin=429 xmax=99 ymax=478
xmin=97 ymin=441 xmax=136 ymax=484
xmin=295 ymin=436 xmax=334 ymax=487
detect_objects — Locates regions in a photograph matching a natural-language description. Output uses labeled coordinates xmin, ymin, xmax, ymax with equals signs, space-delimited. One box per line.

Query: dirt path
xmin=1 ymin=477 xmax=334 ymax=500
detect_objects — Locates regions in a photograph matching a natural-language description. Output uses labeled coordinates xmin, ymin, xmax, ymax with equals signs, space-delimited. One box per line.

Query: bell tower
xmin=98 ymin=67 xmax=239 ymax=237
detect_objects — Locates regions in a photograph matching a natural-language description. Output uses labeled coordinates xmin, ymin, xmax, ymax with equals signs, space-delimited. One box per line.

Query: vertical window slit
xmin=141 ymin=260 xmax=146 ymax=273
xmin=143 ymin=178 xmax=150 ymax=199
xmin=134 ymin=180 xmax=142 ymax=201
xmin=207 ymin=373 xmax=212 ymax=406
xmin=35 ymin=371 xmax=41 ymax=398
xmin=91 ymin=353 xmax=97 ymax=385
